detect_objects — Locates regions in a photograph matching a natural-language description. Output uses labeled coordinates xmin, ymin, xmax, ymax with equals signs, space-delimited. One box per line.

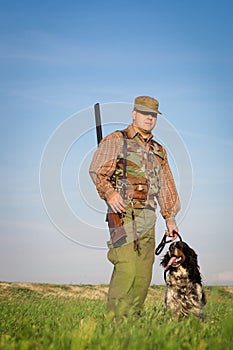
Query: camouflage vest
xmin=110 ymin=129 xmax=165 ymax=202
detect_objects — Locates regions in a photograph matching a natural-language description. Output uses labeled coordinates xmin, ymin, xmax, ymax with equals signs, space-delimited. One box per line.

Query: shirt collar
xmin=126 ymin=124 xmax=153 ymax=142
xmin=124 ymin=124 xmax=164 ymax=159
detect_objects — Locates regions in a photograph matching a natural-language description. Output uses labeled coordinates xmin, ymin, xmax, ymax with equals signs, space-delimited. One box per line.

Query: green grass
xmin=0 ymin=283 xmax=232 ymax=350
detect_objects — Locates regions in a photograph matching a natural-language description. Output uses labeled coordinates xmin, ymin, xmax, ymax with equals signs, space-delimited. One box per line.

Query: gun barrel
xmin=94 ymin=103 xmax=103 ymax=145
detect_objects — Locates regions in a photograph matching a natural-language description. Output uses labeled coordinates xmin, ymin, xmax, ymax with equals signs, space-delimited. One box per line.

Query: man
xmin=89 ymin=96 xmax=180 ymax=317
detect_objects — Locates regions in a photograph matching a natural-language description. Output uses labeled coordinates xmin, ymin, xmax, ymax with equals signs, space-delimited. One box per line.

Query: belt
xmin=129 ymin=200 xmax=155 ymax=211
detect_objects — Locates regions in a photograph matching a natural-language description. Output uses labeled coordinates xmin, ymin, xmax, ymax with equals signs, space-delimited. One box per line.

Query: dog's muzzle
xmin=164 ymin=256 xmax=182 ymax=270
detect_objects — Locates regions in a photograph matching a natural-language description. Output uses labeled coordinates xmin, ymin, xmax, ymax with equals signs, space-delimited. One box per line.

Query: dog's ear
xmin=160 ymin=252 xmax=170 ymax=267
xmin=186 ymin=245 xmax=198 ymax=264
xmin=185 ymin=246 xmax=202 ymax=284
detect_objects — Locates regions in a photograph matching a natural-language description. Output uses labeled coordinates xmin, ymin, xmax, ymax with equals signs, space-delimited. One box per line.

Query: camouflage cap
xmin=134 ymin=96 xmax=162 ymax=115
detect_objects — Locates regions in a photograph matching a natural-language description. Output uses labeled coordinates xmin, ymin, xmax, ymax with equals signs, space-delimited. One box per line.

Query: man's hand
xmin=107 ymin=192 xmax=127 ymax=213
xmin=166 ymin=229 xmax=179 ymax=241
xmin=166 ymin=219 xmax=179 ymax=241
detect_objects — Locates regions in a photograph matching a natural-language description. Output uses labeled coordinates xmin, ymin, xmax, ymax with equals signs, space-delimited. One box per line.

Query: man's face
xmin=132 ymin=110 xmax=157 ymax=134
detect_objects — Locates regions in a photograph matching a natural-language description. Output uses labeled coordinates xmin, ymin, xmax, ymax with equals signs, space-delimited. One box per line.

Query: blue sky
xmin=0 ymin=0 xmax=232 ymax=285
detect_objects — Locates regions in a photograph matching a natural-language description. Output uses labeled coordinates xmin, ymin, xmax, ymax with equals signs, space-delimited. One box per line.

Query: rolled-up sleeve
xmin=156 ymin=149 xmax=181 ymax=225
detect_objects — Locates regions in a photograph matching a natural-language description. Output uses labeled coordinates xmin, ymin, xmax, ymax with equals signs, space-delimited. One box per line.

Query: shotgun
xmin=94 ymin=103 xmax=103 ymax=146
xmin=94 ymin=102 xmax=128 ymax=248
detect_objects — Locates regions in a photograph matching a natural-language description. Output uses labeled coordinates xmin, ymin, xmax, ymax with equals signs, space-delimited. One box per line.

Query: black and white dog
xmin=161 ymin=241 xmax=206 ymax=319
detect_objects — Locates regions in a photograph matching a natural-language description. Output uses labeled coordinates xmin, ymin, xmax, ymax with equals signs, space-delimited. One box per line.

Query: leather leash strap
xmin=155 ymin=231 xmax=182 ymax=255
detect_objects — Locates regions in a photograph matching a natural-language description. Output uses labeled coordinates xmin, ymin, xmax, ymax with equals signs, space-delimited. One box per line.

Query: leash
xmin=155 ymin=231 xmax=183 ymax=284
xmin=155 ymin=230 xmax=182 ymax=256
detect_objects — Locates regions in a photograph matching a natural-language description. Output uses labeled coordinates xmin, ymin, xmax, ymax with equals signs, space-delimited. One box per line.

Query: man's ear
xmin=132 ymin=110 xmax=136 ymax=120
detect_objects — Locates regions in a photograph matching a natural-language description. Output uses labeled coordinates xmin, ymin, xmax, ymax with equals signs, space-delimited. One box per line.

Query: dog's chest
xmin=166 ymin=266 xmax=193 ymax=297
xmin=167 ymin=266 xmax=188 ymax=285
xmin=166 ymin=266 xmax=202 ymax=305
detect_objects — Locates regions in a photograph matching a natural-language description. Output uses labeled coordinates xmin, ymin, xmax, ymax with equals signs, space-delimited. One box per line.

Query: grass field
xmin=0 ymin=282 xmax=232 ymax=350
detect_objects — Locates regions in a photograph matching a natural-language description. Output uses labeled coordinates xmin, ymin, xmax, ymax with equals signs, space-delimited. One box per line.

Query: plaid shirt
xmin=89 ymin=124 xmax=180 ymax=225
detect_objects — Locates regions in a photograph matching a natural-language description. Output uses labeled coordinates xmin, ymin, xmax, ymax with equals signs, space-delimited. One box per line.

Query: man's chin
xmin=140 ymin=128 xmax=152 ymax=134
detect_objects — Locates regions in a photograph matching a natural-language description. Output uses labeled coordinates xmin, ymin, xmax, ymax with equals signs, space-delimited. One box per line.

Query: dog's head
xmin=162 ymin=241 xmax=191 ymax=270
xmin=160 ymin=241 xmax=202 ymax=284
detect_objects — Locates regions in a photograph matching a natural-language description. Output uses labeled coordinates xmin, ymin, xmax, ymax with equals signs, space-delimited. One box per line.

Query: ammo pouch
xmin=106 ymin=211 xmax=127 ymax=247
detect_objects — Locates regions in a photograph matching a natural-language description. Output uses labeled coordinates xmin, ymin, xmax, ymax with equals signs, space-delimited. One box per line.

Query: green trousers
xmin=107 ymin=208 xmax=156 ymax=317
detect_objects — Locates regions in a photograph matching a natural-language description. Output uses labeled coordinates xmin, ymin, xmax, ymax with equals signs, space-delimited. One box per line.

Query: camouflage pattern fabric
xmin=110 ymin=129 xmax=164 ymax=203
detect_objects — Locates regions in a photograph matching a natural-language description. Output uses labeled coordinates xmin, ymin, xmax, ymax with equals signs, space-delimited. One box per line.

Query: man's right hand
xmin=107 ymin=192 xmax=127 ymax=213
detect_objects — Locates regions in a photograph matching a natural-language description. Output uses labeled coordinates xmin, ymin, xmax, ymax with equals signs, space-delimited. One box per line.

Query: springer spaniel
xmin=160 ymin=241 xmax=206 ymax=319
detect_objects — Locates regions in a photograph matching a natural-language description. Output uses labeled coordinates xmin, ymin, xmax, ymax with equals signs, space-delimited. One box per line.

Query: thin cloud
xmin=211 ymin=271 xmax=233 ymax=284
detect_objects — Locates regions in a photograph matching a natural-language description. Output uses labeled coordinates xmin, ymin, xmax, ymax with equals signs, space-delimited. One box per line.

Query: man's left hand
xmin=166 ymin=230 xmax=178 ymax=241
xmin=165 ymin=218 xmax=179 ymax=240
xmin=166 ymin=225 xmax=179 ymax=241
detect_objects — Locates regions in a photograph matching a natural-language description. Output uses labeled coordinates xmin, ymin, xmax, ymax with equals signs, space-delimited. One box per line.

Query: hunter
xmin=89 ymin=95 xmax=180 ymax=317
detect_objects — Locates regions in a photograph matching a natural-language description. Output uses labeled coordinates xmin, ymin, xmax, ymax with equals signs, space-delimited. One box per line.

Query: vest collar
xmin=124 ymin=124 xmax=164 ymax=160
